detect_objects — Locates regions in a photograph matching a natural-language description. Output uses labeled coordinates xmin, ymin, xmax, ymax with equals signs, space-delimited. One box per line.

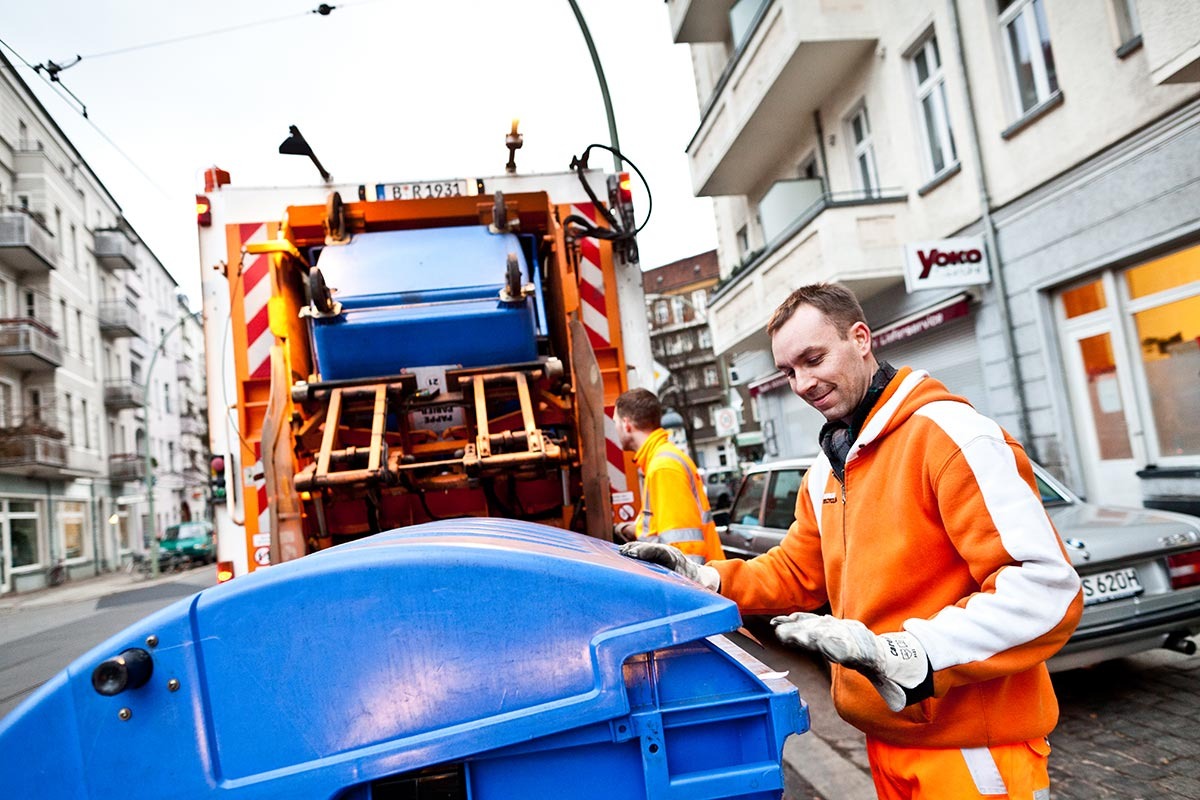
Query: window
xmin=999 ymin=0 xmax=1058 ymax=115
xmin=698 ymin=327 xmax=713 ymax=350
xmin=64 ymin=392 xmax=74 ymax=445
xmin=59 ymin=501 xmax=85 ymax=559
xmin=54 ymin=208 xmax=63 ymax=254
xmin=736 ymin=225 xmax=750 ymax=260
xmin=6 ymin=500 xmax=41 ymax=568
xmin=847 ymin=104 xmax=879 ymax=195
xmin=163 ymin=381 xmax=172 ymax=413
xmin=70 ymin=224 xmax=77 ymax=270
xmin=1112 ymin=0 xmax=1141 ymax=45
xmin=0 ymin=277 xmax=8 ymax=317
xmin=74 ymin=308 xmax=83 ymax=354
xmin=691 ymin=289 xmax=708 ymax=318
xmin=81 ymin=399 xmax=90 ymax=448
xmin=0 ymin=382 xmax=12 ymax=427
xmin=704 ymin=366 xmax=720 ymax=387
xmin=798 ymin=154 xmax=820 ymax=180
xmin=910 ymin=35 xmax=958 ymax=177
xmin=23 ymin=290 xmax=35 ymax=318
xmin=654 ymin=300 xmax=670 ymax=326
xmin=667 ymin=296 xmax=683 ymax=324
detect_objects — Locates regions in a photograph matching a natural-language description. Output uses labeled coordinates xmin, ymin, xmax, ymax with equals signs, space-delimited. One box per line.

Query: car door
xmin=721 ymin=471 xmax=768 ymax=559
xmin=754 ymin=468 xmax=806 ymax=554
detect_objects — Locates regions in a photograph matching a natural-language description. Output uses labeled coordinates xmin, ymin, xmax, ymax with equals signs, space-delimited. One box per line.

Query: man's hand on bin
xmin=771 ymin=613 xmax=931 ymax=712
xmin=619 ymin=541 xmax=720 ymax=592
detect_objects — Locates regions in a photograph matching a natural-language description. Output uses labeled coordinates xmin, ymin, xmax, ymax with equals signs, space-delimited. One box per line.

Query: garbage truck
xmin=195 ymin=135 xmax=656 ymax=580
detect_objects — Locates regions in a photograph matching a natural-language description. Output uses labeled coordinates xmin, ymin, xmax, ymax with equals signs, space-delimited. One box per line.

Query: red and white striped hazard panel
xmin=238 ymin=223 xmax=272 ymax=381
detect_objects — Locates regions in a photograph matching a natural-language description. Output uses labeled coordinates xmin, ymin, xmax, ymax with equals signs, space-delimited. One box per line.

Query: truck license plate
xmin=375 ymin=179 xmax=470 ymax=201
xmin=1081 ymin=567 xmax=1143 ymax=606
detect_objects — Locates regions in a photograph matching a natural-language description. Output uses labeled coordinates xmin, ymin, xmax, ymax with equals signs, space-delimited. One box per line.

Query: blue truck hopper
xmin=0 ymin=520 xmax=808 ymax=799
xmin=308 ymin=226 xmax=546 ymax=381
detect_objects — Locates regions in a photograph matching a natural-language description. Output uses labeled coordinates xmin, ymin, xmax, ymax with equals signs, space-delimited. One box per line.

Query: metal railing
xmin=0 ymin=317 xmax=63 ymax=368
xmin=0 ymin=209 xmax=57 ymax=271
xmin=109 ymin=453 xmax=145 ymax=482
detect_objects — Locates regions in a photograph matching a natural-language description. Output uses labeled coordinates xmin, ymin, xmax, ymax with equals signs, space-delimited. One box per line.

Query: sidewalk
xmin=0 ymin=567 xmax=202 ymax=612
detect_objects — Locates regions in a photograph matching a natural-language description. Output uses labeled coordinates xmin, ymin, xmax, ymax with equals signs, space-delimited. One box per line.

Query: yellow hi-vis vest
xmin=633 ymin=429 xmax=726 ymax=564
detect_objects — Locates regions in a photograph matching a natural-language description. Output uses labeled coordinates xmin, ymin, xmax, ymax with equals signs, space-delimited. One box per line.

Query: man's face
xmin=771 ymin=304 xmax=875 ymax=423
xmin=614 ymin=410 xmax=637 ymax=451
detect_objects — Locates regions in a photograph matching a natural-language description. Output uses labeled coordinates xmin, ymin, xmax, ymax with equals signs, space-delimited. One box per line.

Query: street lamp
xmin=565 ymin=0 xmax=622 ymax=172
xmin=143 ymin=311 xmax=202 ymax=577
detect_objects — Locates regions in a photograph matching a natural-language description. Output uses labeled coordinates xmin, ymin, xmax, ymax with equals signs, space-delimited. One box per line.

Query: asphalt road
xmin=0 ymin=570 xmax=216 ymax=718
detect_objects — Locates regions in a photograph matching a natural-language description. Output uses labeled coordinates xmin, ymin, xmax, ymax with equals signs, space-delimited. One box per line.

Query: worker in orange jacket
xmin=622 ymin=283 xmax=1083 ymax=799
xmin=612 ymin=388 xmax=725 ymax=564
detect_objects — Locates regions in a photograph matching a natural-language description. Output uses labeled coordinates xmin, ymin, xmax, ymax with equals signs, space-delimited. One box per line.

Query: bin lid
xmin=315 ymin=226 xmax=528 ymax=308
xmin=0 ymin=519 xmax=741 ymax=797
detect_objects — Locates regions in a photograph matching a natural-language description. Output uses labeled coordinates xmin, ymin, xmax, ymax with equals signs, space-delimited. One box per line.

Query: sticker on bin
xmin=375 ymin=179 xmax=471 ymax=201
xmin=1082 ymin=567 xmax=1143 ymax=606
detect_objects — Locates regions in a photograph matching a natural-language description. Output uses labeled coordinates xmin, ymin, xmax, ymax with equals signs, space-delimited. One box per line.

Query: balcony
xmin=708 ymin=187 xmax=909 ymax=355
xmin=177 ymin=358 xmax=193 ymax=383
xmin=0 ymin=317 xmax=62 ymax=370
xmin=104 ymin=379 xmax=145 ymax=411
xmin=98 ymin=300 xmax=141 ymax=339
xmin=93 ymin=229 xmax=137 ymax=270
xmin=0 ymin=427 xmax=67 ymax=476
xmin=180 ymin=416 xmax=206 ymax=437
xmin=667 ymin=0 xmax=736 ymax=43
xmin=0 ymin=210 xmax=58 ymax=274
xmin=687 ymin=0 xmax=880 ymax=196
xmin=109 ymin=453 xmax=146 ymax=483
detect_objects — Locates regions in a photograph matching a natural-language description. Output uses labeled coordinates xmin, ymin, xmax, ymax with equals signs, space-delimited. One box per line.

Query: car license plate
xmin=1081 ymin=567 xmax=1143 ymax=606
xmin=375 ymin=179 xmax=470 ymax=201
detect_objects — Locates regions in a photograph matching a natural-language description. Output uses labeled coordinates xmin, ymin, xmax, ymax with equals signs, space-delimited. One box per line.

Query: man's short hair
xmin=615 ymin=388 xmax=662 ymax=431
xmin=766 ymin=282 xmax=867 ymax=339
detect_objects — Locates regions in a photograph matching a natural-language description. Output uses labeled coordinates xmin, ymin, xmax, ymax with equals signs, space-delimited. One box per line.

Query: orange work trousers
xmin=866 ymin=736 xmax=1052 ymax=799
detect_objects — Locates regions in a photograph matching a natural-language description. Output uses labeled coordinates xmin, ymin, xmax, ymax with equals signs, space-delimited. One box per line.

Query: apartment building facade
xmin=666 ymin=0 xmax=1200 ymax=515
xmin=0 ymin=50 xmax=209 ymax=593
xmin=643 ymin=250 xmax=758 ymax=470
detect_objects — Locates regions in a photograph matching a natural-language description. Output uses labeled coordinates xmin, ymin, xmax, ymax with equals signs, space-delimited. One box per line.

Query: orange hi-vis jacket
xmin=711 ymin=368 xmax=1083 ymax=748
xmin=633 ymin=429 xmax=726 ymax=564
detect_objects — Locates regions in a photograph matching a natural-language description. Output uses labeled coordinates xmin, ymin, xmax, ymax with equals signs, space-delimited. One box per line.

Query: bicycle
xmin=124 ymin=552 xmax=153 ymax=577
xmin=47 ymin=558 xmax=69 ymax=587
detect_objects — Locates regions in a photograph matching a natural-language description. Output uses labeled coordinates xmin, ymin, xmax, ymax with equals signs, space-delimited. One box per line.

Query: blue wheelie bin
xmin=0 ymin=519 xmax=808 ymax=798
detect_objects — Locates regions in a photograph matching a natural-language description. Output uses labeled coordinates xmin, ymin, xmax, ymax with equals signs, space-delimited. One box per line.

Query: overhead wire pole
xmin=144 ymin=312 xmax=202 ymax=577
xmin=566 ymin=0 xmax=622 ymax=172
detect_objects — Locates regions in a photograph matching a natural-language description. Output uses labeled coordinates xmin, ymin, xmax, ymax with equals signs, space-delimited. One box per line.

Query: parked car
xmin=718 ymin=458 xmax=1200 ymax=671
xmin=159 ymin=520 xmax=216 ymax=566
xmin=700 ymin=468 xmax=740 ymax=510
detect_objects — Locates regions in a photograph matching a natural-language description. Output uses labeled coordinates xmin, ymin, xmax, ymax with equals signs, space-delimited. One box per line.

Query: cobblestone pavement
xmin=780 ymin=639 xmax=1200 ymax=800
xmin=1049 ymin=648 xmax=1200 ymax=799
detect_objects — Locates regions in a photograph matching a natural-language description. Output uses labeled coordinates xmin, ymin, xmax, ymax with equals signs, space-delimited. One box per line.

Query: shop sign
xmin=872 ymin=295 xmax=971 ymax=349
xmin=904 ymin=236 xmax=990 ymax=291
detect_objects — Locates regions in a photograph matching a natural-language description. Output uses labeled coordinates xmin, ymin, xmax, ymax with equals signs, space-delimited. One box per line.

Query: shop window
xmin=6 ymin=500 xmax=41 ymax=568
xmin=1127 ymin=248 xmax=1200 ymax=457
xmin=1062 ymin=279 xmax=1106 ymax=319
xmin=60 ymin=501 xmax=86 ymax=559
xmin=1076 ymin=333 xmax=1133 ymax=460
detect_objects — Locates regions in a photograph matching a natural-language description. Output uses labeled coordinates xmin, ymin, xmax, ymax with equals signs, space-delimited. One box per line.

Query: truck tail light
xmin=1167 ymin=550 xmax=1200 ymax=589
xmin=196 ymin=195 xmax=212 ymax=227
xmin=217 ymin=560 xmax=235 ymax=583
xmin=617 ymin=172 xmax=633 ymax=205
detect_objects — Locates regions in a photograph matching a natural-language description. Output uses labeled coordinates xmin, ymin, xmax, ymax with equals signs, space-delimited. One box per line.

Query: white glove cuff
xmin=877 ymin=631 xmax=928 ymax=690
xmin=696 ymin=564 xmax=721 ymax=592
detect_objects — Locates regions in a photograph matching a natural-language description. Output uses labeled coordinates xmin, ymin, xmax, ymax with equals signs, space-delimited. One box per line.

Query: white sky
xmin=2 ymin=0 xmax=717 ymax=308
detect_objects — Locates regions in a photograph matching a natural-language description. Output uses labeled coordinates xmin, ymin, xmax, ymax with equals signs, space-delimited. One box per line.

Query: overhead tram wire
xmin=76 ymin=1 xmax=382 ymax=62
xmin=0 ymin=36 xmax=175 ymax=201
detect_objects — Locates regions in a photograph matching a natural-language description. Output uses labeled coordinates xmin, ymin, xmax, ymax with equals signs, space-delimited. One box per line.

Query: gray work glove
xmin=771 ymin=613 xmax=929 ymax=712
xmin=619 ymin=541 xmax=720 ymax=592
